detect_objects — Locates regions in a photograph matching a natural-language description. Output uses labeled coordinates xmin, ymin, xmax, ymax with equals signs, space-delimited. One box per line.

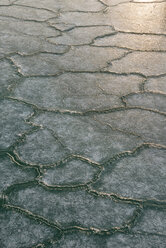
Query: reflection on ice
xmin=111 ymin=2 xmax=166 ymax=34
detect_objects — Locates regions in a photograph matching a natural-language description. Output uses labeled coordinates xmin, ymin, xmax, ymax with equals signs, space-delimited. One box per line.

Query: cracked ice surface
xmin=0 ymin=0 xmax=166 ymax=247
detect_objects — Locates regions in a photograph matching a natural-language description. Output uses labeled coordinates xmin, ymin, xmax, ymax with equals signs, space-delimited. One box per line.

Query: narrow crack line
xmin=47 ymin=24 xmax=115 ymax=32
xmin=72 ymin=43 xmax=131 ymax=51
xmin=2 ymin=204 xmax=63 ymax=231
xmin=109 ymin=0 xmax=166 ymax=7
xmin=44 ymin=127 xmax=71 ymax=152
xmin=0 ymin=14 xmax=47 ymax=23
xmin=123 ymin=90 xmax=166 ymax=98
xmin=122 ymin=206 xmax=144 ymax=231
xmin=97 ymin=0 xmax=109 ymax=8
xmin=87 ymin=188 xmax=166 ymax=210
xmin=7 ymin=46 xmax=71 ymax=56
xmin=59 ymin=6 xmax=108 ymax=14
xmin=139 ymin=78 xmax=147 ymax=92
xmin=93 ymin=31 xmax=117 ymax=41
xmin=13 ymin=3 xmax=58 ymax=15
xmin=122 ymin=90 xmax=166 ymax=107
xmin=71 ymin=154 xmax=102 ymax=168
xmin=2 ymin=57 xmax=23 ymax=78
xmin=130 ymin=230 xmax=166 ymax=238
xmin=147 ymin=73 xmax=166 ymax=79
xmin=102 ymin=50 xmax=132 ymax=70
xmin=55 ymin=70 xmax=147 ymax=79
xmin=6 ymin=96 xmax=43 ymax=111
xmin=92 ymin=44 xmax=166 ymax=53
xmin=104 ymin=0 xmax=132 ymax=8
xmin=131 ymin=0 xmax=166 ymax=4
xmin=83 ymin=106 xmax=166 ymax=116
xmin=93 ymin=116 xmax=142 ymax=138
xmin=7 ymin=77 xmax=27 ymax=93
xmin=102 ymin=142 xmax=166 ymax=167
xmin=2 ymin=180 xmax=38 ymax=195
xmin=8 ymin=125 xmax=40 ymax=153
xmin=118 ymin=30 xmax=166 ymax=37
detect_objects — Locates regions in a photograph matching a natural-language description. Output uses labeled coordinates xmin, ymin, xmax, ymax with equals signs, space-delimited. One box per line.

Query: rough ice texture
xmin=0 ymin=156 xmax=36 ymax=193
xmin=1 ymin=0 xmax=166 ymax=247
xmin=0 ymin=60 xmax=20 ymax=96
xmin=133 ymin=209 xmax=166 ymax=235
xmin=8 ymin=186 xmax=136 ymax=229
xmin=145 ymin=76 xmax=166 ymax=93
xmin=124 ymin=92 xmax=166 ymax=113
xmin=92 ymin=147 xmax=166 ymax=200
xmin=16 ymin=129 xmax=70 ymax=165
xmin=94 ymin=32 xmax=166 ymax=51
xmin=94 ymin=109 xmax=166 ymax=145
xmin=41 ymin=159 xmax=99 ymax=186
xmin=108 ymin=52 xmax=166 ymax=76
xmin=0 ymin=209 xmax=59 ymax=248
xmin=10 ymin=46 xmax=126 ymax=76
xmin=15 ymin=0 xmax=105 ymax=12
xmin=22 ymin=112 xmax=143 ymax=163
xmin=0 ymin=99 xmax=33 ymax=149
xmin=10 ymin=74 xmax=142 ymax=107
xmin=49 ymin=232 xmax=166 ymax=248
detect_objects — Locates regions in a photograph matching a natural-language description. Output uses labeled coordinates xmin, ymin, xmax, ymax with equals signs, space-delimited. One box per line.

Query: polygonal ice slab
xmin=41 ymin=159 xmax=99 ymax=186
xmin=29 ymin=112 xmax=142 ymax=163
xmin=94 ymin=33 xmax=166 ymax=51
xmin=0 ymin=156 xmax=36 ymax=193
xmin=124 ymin=92 xmax=166 ymax=113
xmin=0 ymin=99 xmax=33 ymax=149
xmin=10 ymin=75 xmax=123 ymax=111
xmin=0 ymin=60 xmax=20 ymax=96
xmin=108 ymin=51 xmax=166 ymax=77
xmin=0 ymin=209 xmax=59 ymax=248
xmin=0 ymin=33 xmax=68 ymax=56
xmin=10 ymin=73 xmax=142 ymax=109
xmin=92 ymin=147 xmax=166 ymax=200
xmin=15 ymin=0 xmax=105 ymax=12
xmin=10 ymin=46 xmax=126 ymax=76
xmin=8 ymin=186 xmax=136 ymax=229
xmin=16 ymin=129 xmax=70 ymax=165
xmin=48 ymin=232 xmax=166 ymax=248
xmin=145 ymin=76 xmax=166 ymax=94
xmin=0 ymin=5 xmax=56 ymax=21
xmin=110 ymin=2 xmax=166 ymax=34
xmin=133 ymin=209 xmax=166 ymax=235
xmin=47 ymin=26 xmax=114 ymax=46
xmin=94 ymin=109 xmax=166 ymax=145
